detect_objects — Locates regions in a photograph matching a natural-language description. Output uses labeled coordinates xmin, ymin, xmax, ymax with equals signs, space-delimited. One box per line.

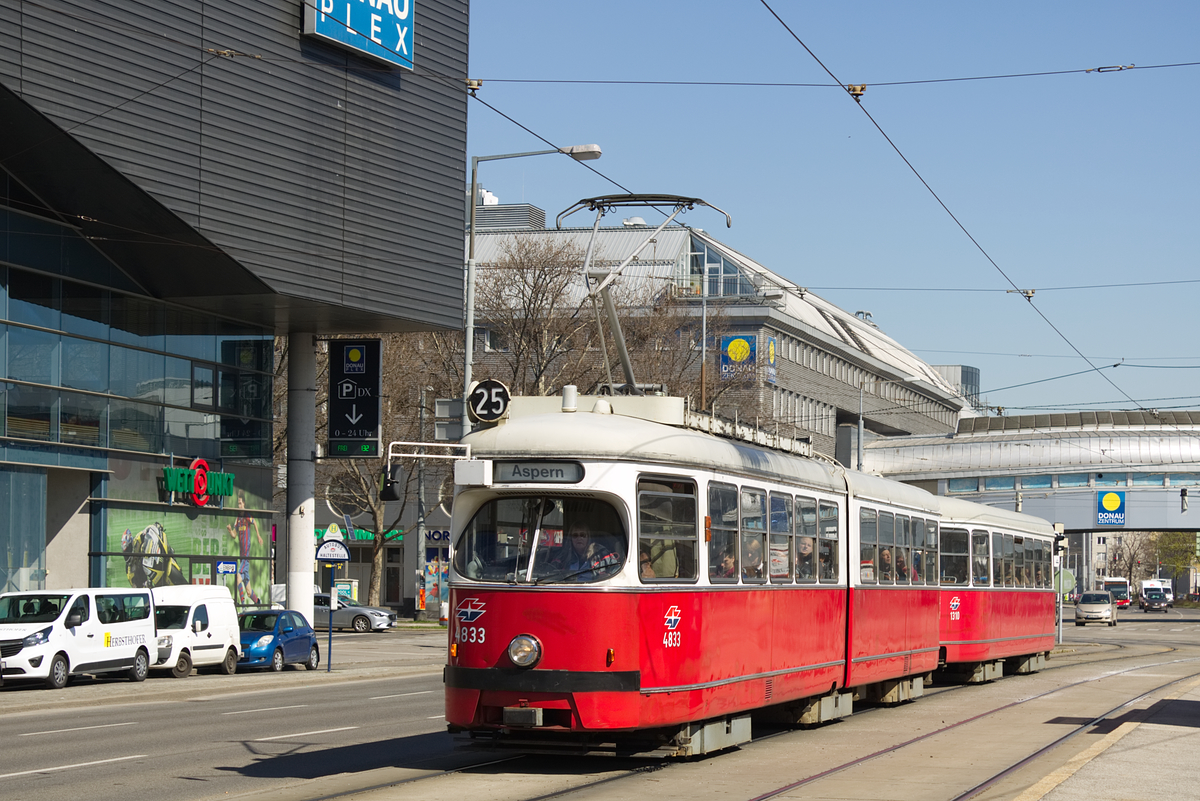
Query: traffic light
xmin=1054 ymin=533 xmax=1067 ymax=555
xmin=379 ymin=464 xmax=402 ymax=502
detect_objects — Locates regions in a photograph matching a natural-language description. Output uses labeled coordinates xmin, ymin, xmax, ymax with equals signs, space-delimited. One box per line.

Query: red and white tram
xmin=935 ymin=497 xmax=1057 ymax=681
xmin=442 ymin=393 xmax=1056 ymax=756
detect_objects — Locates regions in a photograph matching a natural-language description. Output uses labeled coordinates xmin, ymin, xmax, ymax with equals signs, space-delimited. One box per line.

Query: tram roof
xmin=936 ymin=496 xmax=1056 ymax=536
xmin=467 ymin=405 xmax=945 ymax=517
xmin=466 ymin=407 xmax=846 ymax=493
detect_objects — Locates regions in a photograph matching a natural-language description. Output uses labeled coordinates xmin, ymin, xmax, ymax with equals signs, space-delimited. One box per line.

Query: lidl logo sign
xmin=1097 ymin=491 xmax=1126 ymax=527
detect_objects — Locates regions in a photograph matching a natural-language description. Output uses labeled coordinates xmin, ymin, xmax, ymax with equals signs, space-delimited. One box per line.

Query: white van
xmin=0 ymin=589 xmax=155 ymax=689
xmin=151 ymin=585 xmax=240 ymax=677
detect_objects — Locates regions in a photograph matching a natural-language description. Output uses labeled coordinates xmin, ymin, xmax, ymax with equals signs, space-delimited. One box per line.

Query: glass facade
xmin=2 ymin=264 xmax=274 ymax=459
xmin=0 ymin=466 xmax=48 ymax=592
xmin=1 ymin=196 xmax=275 ymax=599
xmin=680 ymin=236 xmax=757 ymax=298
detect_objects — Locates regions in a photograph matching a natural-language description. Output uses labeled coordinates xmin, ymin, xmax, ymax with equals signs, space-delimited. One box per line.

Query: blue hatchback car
xmin=237 ymin=610 xmax=320 ymax=671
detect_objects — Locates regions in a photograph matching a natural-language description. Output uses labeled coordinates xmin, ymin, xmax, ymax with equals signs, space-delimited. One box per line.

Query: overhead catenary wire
xmin=754 ymin=0 xmax=1180 ymax=430
xmin=8 ymin=1 xmax=1196 ymax=440
xmin=479 ymin=61 xmax=1197 ymax=89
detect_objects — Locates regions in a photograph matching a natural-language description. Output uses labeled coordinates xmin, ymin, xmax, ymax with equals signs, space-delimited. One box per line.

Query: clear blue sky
xmin=464 ymin=1 xmax=1199 ymax=414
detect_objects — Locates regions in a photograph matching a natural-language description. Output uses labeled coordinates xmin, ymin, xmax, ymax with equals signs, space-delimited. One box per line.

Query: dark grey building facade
xmin=1 ymin=1 xmax=468 ymax=600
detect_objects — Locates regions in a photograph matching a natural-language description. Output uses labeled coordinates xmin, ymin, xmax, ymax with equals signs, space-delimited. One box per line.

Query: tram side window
xmin=911 ymin=518 xmax=926 ymax=585
xmin=1001 ymin=533 xmax=1014 ymax=587
xmin=818 ymin=501 xmax=839 ymax=582
xmin=769 ymin=493 xmax=796 ymax=583
xmin=924 ymin=520 xmax=938 ymax=582
xmin=859 ymin=508 xmax=877 ymax=583
xmin=637 ymin=478 xmax=698 ymax=582
xmin=1015 ymin=537 xmax=1027 ymax=587
xmin=895 ymin=515 xmax=911 ymax=585
xmin=740 ymin=488 xmax=766 ymax=582
xmin=877 ymin=512 xmax=895 ymax=584
xmin=972 ymin=530 xmax=990 ymax=586
xmin=940 ymin=527 xmax=969 ymax=585
xmin=453 ymin=496 xmax=626 ymax=584
xmin=1032 ymin=537 xmax=1041 ymax=587
xmin=796 ymin=496 xmax=818 ymax=582
xmin=708 ymin=483 xmax=739 ymax=583
xmin=991 ymin=532 xmax=1003 ymax=590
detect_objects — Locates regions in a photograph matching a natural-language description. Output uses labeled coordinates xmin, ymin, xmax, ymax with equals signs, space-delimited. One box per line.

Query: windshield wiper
xmin=534 ymin=553 xmax=621 ymax=585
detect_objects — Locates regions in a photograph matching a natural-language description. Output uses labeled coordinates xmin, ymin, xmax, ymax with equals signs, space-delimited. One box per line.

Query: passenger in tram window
xmin=895 ymin=550 xmax=914 ymax=583
xmin=877 ymin=547 xmax=894 ymax=582
xmin=819 ymin=543 xmax=836 ymax=581
xmin=911 ymin=548 xmax=924 ymax=583
xmin=796 ymin=536 xmax=815 ymax=580
xmin=742 ymin=537 xmax=764 ymax=580
xmin=714 ymin=546 xmax=737 ymax=579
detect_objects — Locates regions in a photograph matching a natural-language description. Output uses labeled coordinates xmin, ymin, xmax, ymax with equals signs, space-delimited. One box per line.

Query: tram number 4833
xmin=457 ymin=626 xmax=486 ymax=643
xmin=663 ymin=631 xmax=681 ymax=647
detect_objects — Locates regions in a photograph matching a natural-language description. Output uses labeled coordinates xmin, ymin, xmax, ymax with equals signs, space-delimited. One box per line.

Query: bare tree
xmin=1110 ymin=531 xmax=1156 ymax=583
xmin=472 ymin=236 xmax=604 ymax=395
xmin=619 ymin=283 xmax=753 ymax=410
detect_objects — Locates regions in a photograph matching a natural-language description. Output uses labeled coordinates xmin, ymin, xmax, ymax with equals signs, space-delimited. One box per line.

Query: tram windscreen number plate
xmin=468 ymin=379 xmax=511 ymax=423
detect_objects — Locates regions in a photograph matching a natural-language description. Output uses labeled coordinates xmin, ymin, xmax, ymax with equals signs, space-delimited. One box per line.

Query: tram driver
xmin=551 ymin=519 xmax=619 ymax=580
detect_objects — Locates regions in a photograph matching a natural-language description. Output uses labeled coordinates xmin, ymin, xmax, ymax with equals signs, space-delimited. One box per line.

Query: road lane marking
xmin=20 ymin=722 xmax=138 ymax=736
xmin=427 ymin=715 xmax=444 ymax=719
xmin=255 ymin=726 xmax=358 ymax=741
xmin=223 ymin=705 xmax=308 ymax=715
xmin=370 ymin=691 xmax=434 ymax=700
xmin=0 ymin=755 xmax=147 ymax=779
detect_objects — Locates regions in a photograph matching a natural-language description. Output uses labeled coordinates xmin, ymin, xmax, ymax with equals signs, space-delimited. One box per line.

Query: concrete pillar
xmin=286 ymin=332 xmax=316 ymax=627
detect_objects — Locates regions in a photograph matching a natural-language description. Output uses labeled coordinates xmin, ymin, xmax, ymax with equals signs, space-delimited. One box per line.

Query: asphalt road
xmin=0 ymin=627 xmax=453 ymax=801
xmin=3 ymin=613 xmax=1198 ymax=801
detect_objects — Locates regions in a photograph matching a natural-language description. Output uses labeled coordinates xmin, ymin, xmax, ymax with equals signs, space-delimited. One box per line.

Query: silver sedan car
xmin=312 ymin=593 xmax=397 ymax=632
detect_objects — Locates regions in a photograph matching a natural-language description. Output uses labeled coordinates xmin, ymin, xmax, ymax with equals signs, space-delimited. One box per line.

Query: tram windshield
xmin=454 ymin=496 xmax=627 ymax=584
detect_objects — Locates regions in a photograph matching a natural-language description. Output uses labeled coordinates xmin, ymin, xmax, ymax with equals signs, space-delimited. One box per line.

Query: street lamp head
xmin=560 ymin=144 xmax=602 ymax=161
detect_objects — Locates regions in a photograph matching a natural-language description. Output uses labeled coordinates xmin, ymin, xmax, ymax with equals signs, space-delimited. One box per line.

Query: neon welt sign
xmin=162 ymin=458 xmax=236 ymax=507
xmin=303 ymin=0 xmax=414 ymax=70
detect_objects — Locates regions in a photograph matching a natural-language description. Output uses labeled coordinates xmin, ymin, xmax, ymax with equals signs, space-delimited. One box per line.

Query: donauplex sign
xmin=162 ymin=458 xmax=236 ymax=506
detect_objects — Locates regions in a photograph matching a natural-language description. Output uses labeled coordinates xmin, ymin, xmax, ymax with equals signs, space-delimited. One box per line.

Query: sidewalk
xmin=1023 ymin=674 xmax=1200 ymax=800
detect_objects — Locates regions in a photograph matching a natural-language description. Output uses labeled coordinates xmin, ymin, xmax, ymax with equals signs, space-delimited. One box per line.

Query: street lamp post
xmin=857 ymin=375 xmax=918 ymax=471
xmin=463 ymin=144 xmax=602 ymax=434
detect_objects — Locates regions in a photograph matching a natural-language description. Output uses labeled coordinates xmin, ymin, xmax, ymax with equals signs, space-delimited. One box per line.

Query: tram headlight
xmin=507 ymin=634 xmax=542 ymax=668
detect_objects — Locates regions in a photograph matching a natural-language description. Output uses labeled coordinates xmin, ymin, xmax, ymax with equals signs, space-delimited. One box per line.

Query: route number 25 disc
xmin=468 ymin=379 xmax=511 ymax=423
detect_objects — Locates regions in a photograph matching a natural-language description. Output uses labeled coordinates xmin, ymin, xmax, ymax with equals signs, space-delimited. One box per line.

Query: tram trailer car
xmin=934 ymin=497 xmax=1056 ymax=683
xmin=442 ymin=394 xmax=1057 ymax=757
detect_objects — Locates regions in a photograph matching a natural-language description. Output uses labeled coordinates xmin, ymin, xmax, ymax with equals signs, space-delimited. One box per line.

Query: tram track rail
xmin=266 ymin=642 xmax=1200 ymax=801
xmin=743 ymin=662 xmax=1200 ymax=801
